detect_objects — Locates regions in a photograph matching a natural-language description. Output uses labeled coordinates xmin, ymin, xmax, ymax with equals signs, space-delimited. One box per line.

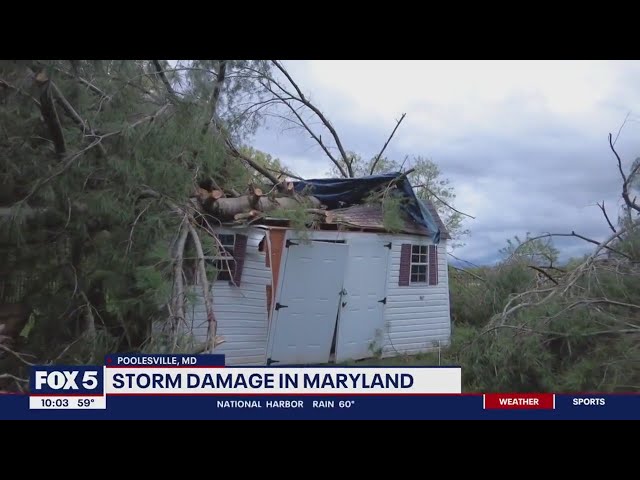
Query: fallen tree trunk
xmin=204 ymin=194 xmax=323 ymax=220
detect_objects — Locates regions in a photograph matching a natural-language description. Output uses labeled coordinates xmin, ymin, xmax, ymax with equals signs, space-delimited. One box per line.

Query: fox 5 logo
xmin=30 ymin=366 xmax=103 ymax=394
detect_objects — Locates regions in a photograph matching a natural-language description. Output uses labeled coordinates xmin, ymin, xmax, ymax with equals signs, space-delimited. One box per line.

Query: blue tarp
xmin=292 ymin=172 xmax=441 ymax=243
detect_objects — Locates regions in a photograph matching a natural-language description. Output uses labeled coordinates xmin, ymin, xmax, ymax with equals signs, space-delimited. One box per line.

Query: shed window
xmin=410 ymin=245 xmax=428 ymax=284
xmin=398 ymin=243 xmax=439 ymax=287
xmin=209 ymin=234 xmax=236 ymax=282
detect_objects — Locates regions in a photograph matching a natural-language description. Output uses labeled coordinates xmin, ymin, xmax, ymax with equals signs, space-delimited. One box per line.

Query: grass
xmin=339 ymin=351 xmax=451 ymax=367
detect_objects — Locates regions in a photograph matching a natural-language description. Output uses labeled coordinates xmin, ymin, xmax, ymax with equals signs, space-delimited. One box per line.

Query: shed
xmin=182 ymin=173 xmax=452 ymax=366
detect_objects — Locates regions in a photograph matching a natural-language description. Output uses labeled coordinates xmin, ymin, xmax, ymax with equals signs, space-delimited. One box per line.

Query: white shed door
xmin=335 ymin=240 xmax=390 ymax=362
xmin=267 ymin=240 xmax=349 ymax=365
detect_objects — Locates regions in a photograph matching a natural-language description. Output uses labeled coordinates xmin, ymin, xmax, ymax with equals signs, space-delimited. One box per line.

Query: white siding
xmin=185 ymin=227 xmax=272 ymax=365
xmin=280 ymin=230 xmax=452 ymax=360
xmin=182 ymin=227 xmax=451 ymax=365
xmin=380 ymin=235 xmax=451 ymax=357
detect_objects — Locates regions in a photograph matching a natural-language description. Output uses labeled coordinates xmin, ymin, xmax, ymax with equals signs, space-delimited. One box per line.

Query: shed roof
xmin=322 ymin=202 xmax=451 ymax=239
xmin=214 ymin=172 xmax=451 ymax=242
xmin=326 ymin=204 xmax=428 ymax=235
xmin=291 ymin=172 xmax=448 ymax=243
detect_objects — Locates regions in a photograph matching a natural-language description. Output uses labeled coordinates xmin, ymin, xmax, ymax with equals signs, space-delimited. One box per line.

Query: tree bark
xmin=204 ymin=194 xmax=322 ymax=220
xmin=171 ymin=221 xmax=190 ymax=349
xmin=37 ymin=77 xmax=66 ymax=157
xmin=186 ymin=222 xmax=219 ymax=352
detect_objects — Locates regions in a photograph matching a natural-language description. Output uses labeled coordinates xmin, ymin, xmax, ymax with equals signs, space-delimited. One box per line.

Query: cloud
xmin=250 ymin=60 xmax=640 ymax=265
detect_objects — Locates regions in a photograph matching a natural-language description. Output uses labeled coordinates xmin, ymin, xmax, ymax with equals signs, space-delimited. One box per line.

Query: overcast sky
xmin=248 ymin=60 xmax=640 ymax=265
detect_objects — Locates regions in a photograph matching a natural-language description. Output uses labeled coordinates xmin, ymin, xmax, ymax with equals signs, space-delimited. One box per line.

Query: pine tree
xmin=0 ymin=60 xmax=271 ymax=389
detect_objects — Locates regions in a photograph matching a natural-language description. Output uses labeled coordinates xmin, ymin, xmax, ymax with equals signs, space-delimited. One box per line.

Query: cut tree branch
xmin=370 ymin=113 xmax=406 ymax=175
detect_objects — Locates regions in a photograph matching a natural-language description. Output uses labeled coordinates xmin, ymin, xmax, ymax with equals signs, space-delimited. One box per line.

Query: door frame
xmin=265 ymin=236 xmax=349 ymax=365
xmin=334 ymin=238 xmax=391 ymax=362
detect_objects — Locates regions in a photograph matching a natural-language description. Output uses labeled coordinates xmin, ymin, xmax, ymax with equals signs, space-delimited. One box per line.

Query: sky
xmin=247 ymin=60 xmax=640 ymax=266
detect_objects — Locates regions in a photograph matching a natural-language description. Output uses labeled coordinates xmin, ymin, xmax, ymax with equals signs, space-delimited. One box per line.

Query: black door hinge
xmin=275 ymin=302 xmax=288 ymax=311
xmin=384 ymin=242 xmax=392 ymax=249
xmin=266 ymin=358 xmax=280 ymax=366
xmin=378 ymin=297 xmax=387 ymax=305
xmin=286 ymin=240 xmax=298 ymax=248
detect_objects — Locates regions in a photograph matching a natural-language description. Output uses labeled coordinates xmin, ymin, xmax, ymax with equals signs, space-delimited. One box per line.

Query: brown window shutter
xmin=399 ymin=244 xmax=411 ymax=286
xmin=231 ymin=234 xmax=248 ymax=286
xmin=428 ymin=245 xmax=438 ymax=285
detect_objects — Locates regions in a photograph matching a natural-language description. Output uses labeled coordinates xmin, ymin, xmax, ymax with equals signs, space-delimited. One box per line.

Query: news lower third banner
xmin=0 ymin=354 xmax=638 ymax=419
